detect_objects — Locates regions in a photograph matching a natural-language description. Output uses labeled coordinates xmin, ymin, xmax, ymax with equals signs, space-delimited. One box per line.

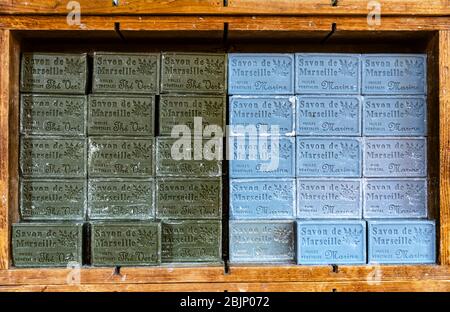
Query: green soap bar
xmin=161 ymin=53 xmax=227 ymax=94
xmin=156 ymin=178 xmax=222 ymax=219
xmin=20 ymin=94 xmax=87 ymax=136
xmin=88 ymin=95 xmax=155 ymax=136
xmin=156 ymin=137 xmax=222 ymax=177
xmin=20 ymin=53 xmax=88 ymax=94
xmin=88 ymin=137 xmax=154 ymax=177
xmin=161 ymin=220 xmax=222 ymax=263
xmin=12 ymin=223 xmax=83 ymax=267
xmin=20 ymin=136 xmax=86 ymax=178
xmin=88 ymin=179 xmax=154 ymax=220
xmin=93 ymin=52 xmax=160 ymax=94
xmin=90 ymin=222 xmax=161 ymax=266
xmin=159 ymin=95 xmax=226 ymax=136
xmin=20 ymin=179 xmax=86 ymax=221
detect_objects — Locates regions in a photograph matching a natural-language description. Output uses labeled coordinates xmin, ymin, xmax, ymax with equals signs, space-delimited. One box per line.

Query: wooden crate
xmin=0 ymin=3 xmax=450 ymax=291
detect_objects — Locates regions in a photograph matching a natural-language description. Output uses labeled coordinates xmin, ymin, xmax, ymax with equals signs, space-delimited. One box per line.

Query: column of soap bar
xmin=362 ymin=54 xmax=435 ymax=264
xmin=14 ymin=53 xmax=88 ymax=267
xmin=157 ymin=53 xmax=226 ymax=264
xmin=228 ymin=54 xmax=296 ymax=264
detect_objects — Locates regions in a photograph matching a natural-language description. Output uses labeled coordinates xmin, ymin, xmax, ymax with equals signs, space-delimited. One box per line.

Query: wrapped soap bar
xmin=156 ymin=178 xmax=222 ymax=219
xmin=20 ymin=179 xmax=86 ymax=221
xmin=90 ymin=222 xmax=161 ymax=266
xmin=297 ymin=179 xmax=362 ymax=219
xmin=161 ymin=220 xmax=222 ymax=263
xmin=296 ymin=95 xmax=362 ymax=136
xmin=296 ymin=137 xmax=361 ymax=177
xmin=20 ymin=94 xmax=87 ymax=136
xmin=295 ymin=53 xmax=361 ymax=94
xmin=368 ymin=220 xmax=436 ymax=264
xmin=88 ymin=179 xmax=154 ymax=220
xmin=229 ymin=96 xmax=295 ymax=136
xmin=363 ymin=137 xmax=427 ymax=177
xmin=228 ymin=53 xmax=294 ymax=95
xmin=12 ymin=223 xmax=83 ymax=267
xmin=229 ymin=220 xmax=295 ymax=263
xmin=362 ymin=54 xmax=427 ymax=95
xmin=92 ymin=52 xmax=160 ymax=94
xmin=88 ymin=95 xmax=155 ymax=136
xmin=161 ymin=53 xmax=227 ymax=94
xmin=230 ymin=179 xmax=295 ymax=219
xmin=20 ymin=136 xmax=86 ymax=178
xmin=297 ymin=220 xmax=366 ymax=265
xmin=20 ymin=53 xmax=88 ymax=94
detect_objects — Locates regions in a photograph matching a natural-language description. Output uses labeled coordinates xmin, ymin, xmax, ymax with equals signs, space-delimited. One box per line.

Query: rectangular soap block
xmin=229 ymin=221 xmax=295 ymax=263
xmin=156 ymin=178 xmax=222 ymax=219
xmin=363 ymin=137 xmax=427 ymax=177
xmin=20 ymin=53 xmax=88 ymax=94
xmin=20 ymin=136 xmax=86 ymax=178
xmin=161 ymin=220 xmax=222 ymax=263
xmin=88 ymin=94 xmax=155 ymax=136
xmin=156 ymin=137 xmax=222 ymax=177
xmin=368 ymin=220 xmax=436 ymax=264
xmin=363 ymin=96 xmax=427 ymax=136
xmin=296 ymin=95 xmax=362 ymax=136
xmin=229 ymin=96 xmax=295 ymax=136
xmin=363 ymin=178 xmax=427 ymax=218
xmin=159 ymin=95 xmax=226 ymax=136
xmin=20 ymin=94 xmax=87 ymax=136
xmin=295 ymin=53 xmax=361 ymax=94
xmin=88 ymin=179 xmax=154 ymax=220
xmin=296 ymin=137 xmax=361 ymax=177
xmin=228 ymin=53 xmax=294 ymax=95
xmin=297 ymin=220 xmax=366 ymax=265
xmin=362 ymin=54 xmax=427 ymax=95
xmin=90 ymin=222 xmax=161 ymax=266
xmin=229 ymin=136 xmax=295 ymax=178
xmin=297 ymin=179 xmax=362 ymax=219
xmin=12 ymin=223 xmax=83 ymax=267
xmin=161 ymin=53 xmax=227 ymax=94
xmin=92 ymin=52 xmax=160 ymax=94
xmin=88 ymin=137 xmax=154 ymax=178
xmin=20 ymin=179 xmax=86 ymax=221
xmin=230 ymin=179 xmax=295 ymax=219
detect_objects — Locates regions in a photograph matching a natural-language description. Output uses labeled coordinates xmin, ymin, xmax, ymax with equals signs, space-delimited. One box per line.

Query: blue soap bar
xmin=362 ymin=54 xmax=427 ymax=95
xmin=229 ymin=136 xmax=295 ymax=178
xmin=230 ymin=179 xmax=295 ymax=219
xmin=297 ymin=220 xmax=366 ymax=265
xmin=368 ymin=220 xmax=436 ymax=264
xmin=363 ymin=179 xmax=427 ymax=218
xmin=363 ymin=137 xmax=427 ymax=177
xmin=229 ymin=221 xmax=295 ymax=263
xmin=295 ymin=53 xmax=361 ymax=94
xmin=229 ymin=96 xmax=295 ymax=136
xmin=228 ymin=53 xmax=294 ymax=95
xmin=296 ymin=137 xmax=361 ymax=177
xmin=363 ymin=96 xmax=427 ymax=136
xmin=297 ymin=179 xmax=362 ymax=219
xmin=296 ymin=95 xmax=362 ymax=136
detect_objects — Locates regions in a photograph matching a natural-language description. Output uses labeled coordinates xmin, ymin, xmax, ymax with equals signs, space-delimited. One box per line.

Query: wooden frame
xmin=0 ymin=13 xmax=450 ymax=292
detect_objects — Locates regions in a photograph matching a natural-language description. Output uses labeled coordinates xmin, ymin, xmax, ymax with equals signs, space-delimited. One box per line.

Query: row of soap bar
xmin=20 ymin=178 xmax=222 ymax=221
xmin=230 ymin=220 xmax=435 ymax=264
xmin=228 ymin=53 xmax=426 ymax=95
xmin=20 ymin=136 xmax=222 ymax=178
xmin=230 ymin=178 xmax=427 ymax=219
xmin=230 ymin=95 xmax=426 ymax=136
xmin=12 ymin=220 xmax=222 ymax=267
xmin=21 ymin=94 xmax=226 ymax=137
xmin=20 ymin=52 xmax=227 ymax=95
xmin=229 ymin=137 xmax=426 ymax=178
